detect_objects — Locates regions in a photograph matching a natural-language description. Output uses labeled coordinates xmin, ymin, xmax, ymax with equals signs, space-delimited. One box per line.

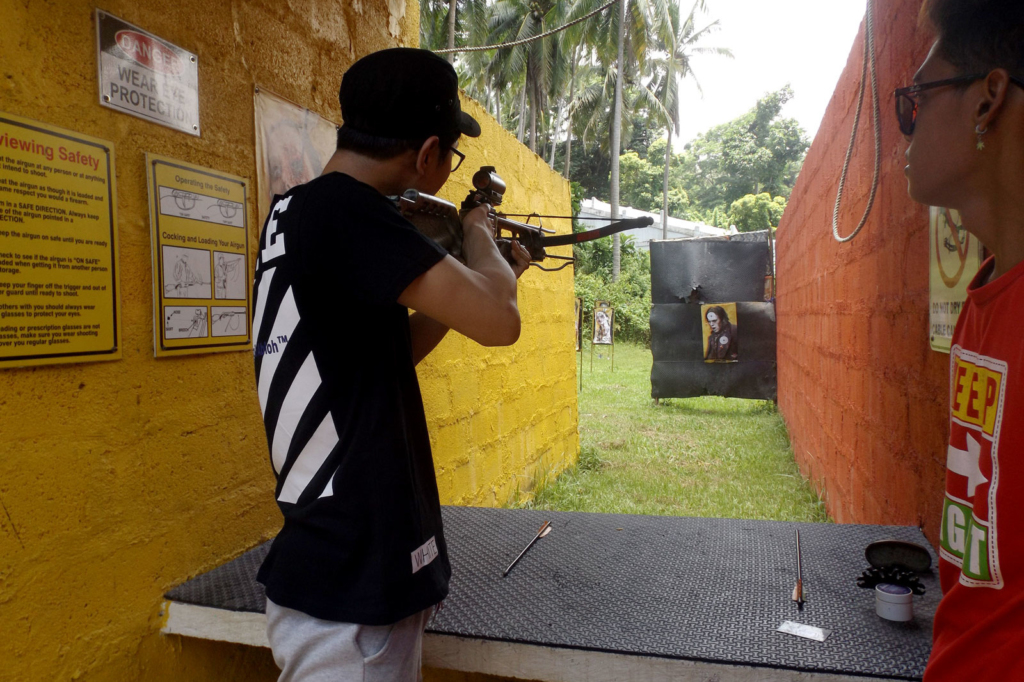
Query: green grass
xmin=519 ymin=342 xmax=830 ymax=522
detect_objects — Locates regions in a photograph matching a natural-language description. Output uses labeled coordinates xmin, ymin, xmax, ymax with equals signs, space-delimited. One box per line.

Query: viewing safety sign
xmin=96 ymin=10 xmax=200 ymax=136
xmin=0 ymin=111 xmax=121 ymax=369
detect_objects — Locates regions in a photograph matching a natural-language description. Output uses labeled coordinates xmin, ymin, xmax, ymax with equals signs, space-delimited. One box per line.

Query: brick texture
xmin=776 ymin=0 xmax=948 ymax=546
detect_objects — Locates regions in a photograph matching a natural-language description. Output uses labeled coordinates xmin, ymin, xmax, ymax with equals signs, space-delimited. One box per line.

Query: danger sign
xmin=95 ymin=10 xmax=200 ymax=136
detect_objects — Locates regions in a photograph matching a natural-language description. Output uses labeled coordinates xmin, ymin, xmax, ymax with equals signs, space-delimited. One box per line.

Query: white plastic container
xmin=875 ymin=583 xmax=914 ymax=621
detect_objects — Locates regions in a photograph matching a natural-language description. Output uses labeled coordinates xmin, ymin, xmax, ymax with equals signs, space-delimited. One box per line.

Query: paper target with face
xmin=701 ymin=303 xmax=739 ymax=363
xmin=593 ymin=301 xmax=614 ymax=346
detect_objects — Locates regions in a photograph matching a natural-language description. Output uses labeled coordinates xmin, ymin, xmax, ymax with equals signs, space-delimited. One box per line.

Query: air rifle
xmin=390 ymin=166 xmax=653 ymax=272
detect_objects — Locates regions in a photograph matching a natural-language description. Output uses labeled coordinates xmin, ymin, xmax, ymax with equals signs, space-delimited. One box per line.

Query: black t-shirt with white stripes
xmin=252 ymin=172 xmax=450 ymax=624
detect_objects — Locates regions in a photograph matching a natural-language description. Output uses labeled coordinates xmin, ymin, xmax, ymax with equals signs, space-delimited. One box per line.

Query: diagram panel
xmin=162 ymin=245 xmax=212 ymax=299
xmin=213 ymin=251 xmax=246 ymax=300
xmin=211 ymin=306 xmax=247 ymax=337
xmin=164 ymin=306 xmax=209 ymax=339
xmin=159 ymin=186 xmax=245 ymax=229
xmin=147 ymin=154 xmax=250 ymax=357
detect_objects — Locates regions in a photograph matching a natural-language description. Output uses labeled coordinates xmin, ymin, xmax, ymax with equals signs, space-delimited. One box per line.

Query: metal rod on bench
xmin=503 ymin=521 xmax=551 ymax=577
xmin=792 ymin=529 xmax=805 ymax=608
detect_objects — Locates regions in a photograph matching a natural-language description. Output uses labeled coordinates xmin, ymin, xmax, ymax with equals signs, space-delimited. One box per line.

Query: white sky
xmin=673 ymin=0 xmax=868 ymax=148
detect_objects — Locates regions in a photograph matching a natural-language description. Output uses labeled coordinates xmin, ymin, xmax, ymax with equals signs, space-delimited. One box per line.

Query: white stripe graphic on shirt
xmin=318 ymin=470 xmax=336 ymax=498
xmin=278 ymin=411 xmax=339 ymax=504
xmin=271 ymin=352 xmax=322 ymax=474
xmin=251 ymin=267 xmax=276 ymax=349
xmin=257 ymin=286 xmax=300 ymax=415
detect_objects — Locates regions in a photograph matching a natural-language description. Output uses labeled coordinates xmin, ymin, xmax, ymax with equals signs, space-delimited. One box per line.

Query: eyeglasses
xmin=449 ymin=146 xmax=465 ymax=172
xmin=894 ymin=73 xmax=1024 ymax=136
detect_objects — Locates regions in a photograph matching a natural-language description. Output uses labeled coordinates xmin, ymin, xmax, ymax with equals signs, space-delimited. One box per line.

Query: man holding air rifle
xmin=251 ymin=48 xmax=530 ymax=681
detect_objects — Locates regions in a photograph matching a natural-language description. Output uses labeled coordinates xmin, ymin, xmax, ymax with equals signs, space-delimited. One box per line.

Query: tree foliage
xmin=569 ymin=86 xmax=807 ymax=230
xmin=677 ymin=86 xmax=808 ymax=212
xmin=727 ymin=193 xmax=787 ymax=232
xmin=616 ymin=151 xmax=690 ymax=216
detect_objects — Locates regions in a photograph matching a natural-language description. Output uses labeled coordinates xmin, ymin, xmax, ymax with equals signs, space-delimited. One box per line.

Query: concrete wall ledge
xmin=162 ymin=601 xmax=870 ymax=682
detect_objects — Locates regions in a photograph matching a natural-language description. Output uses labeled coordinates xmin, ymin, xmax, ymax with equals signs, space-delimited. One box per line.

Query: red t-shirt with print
xmin=925 ymin=256 xmax=1024 ymax=681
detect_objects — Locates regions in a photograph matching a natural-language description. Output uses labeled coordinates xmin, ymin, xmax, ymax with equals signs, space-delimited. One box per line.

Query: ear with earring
xmin=976 ymin=125 xmax=988 ymax=151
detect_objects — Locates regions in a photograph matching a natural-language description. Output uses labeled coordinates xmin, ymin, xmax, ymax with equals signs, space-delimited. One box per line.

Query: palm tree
xmin=421 ymin=0 xmax=491 ymax=71
xmin=448 ymin=0 xmax=458 ymax=59
xmin=420 ymin=0 xmax=451 ymax=52
xmin=651 ymin=0 xmax=731 ymax=238
xmin=559 ymin=0 xmax=660 ymax=278
xmin=562 ymin=43 xmax=579 ymax=177
xmin=452 ymin=3 xmax=501 ymax=110
xmin=556 ymin=2 xmax=610 ymax=179
xmin=609 ymin=0 xmax=627 ymax=279
xmin=546 ymin=38 xmax=574 ymax=169
xmin=579 ymin=0 xmax=655 ymax=280
xmin=488 ymin=0 xmax=563 ymax=153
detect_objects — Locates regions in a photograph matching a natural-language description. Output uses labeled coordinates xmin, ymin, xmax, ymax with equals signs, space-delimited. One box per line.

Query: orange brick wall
xmin=776 ymin=0 xmax=948 ymax=546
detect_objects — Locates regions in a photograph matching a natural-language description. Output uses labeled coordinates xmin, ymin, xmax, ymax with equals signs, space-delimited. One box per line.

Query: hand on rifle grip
xmin=507 ymin=239 xmax=531 ymax=279
xmin=495 ymin=239 xmax=531 ymax=278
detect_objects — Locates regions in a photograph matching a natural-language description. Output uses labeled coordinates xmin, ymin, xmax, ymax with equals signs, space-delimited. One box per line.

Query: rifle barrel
xmin=539 ymin=217 xmax=653 ymax=247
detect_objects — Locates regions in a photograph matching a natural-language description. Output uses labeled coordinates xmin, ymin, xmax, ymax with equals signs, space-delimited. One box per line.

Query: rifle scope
xmin=471 ymin=166 xmax=506 ymax=204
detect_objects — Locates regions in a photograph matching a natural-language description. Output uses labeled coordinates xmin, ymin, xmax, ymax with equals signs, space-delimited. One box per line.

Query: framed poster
xmin=146 ymin=153 xmax=250 ymax=357
xmin=929 ymin=207 xmax=983 ymax=353
xmin=593 ymin=301 xmax=613 ymax=346
xmin=0 ymin=111 xmax=121 ymax=368
xmin=254 ymin=88 xmax=338 ymax=225
xmin=702 ymin=303 xmax=739 ymax=363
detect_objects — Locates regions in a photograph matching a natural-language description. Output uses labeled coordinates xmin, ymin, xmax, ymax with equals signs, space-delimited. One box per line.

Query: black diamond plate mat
xmin=165 ymin=507 xmax=938 ymax=679
xmin=166 ymin=541 xmax=271 ymax=613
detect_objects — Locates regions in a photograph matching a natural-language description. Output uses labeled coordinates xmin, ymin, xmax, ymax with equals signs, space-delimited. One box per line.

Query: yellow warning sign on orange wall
xmin=930 ymin=207 xmax=983 ymax=354
xmin=146 ymin=153 xmax=250 ymax=357
xmin=0 ymin=111 xmax=121 ymax=369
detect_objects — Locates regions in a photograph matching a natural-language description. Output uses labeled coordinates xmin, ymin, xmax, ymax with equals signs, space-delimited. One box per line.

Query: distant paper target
xmin=593 ymin=301 xmax=613 ymax=346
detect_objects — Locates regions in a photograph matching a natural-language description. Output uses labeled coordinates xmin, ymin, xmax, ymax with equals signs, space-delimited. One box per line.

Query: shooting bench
xmin=163 ymin=506 xmax=938 ymax=681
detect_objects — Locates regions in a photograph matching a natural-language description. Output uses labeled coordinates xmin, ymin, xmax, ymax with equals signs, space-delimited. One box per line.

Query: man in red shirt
xmin=901 ymin=0 xmax=1024 ymax=678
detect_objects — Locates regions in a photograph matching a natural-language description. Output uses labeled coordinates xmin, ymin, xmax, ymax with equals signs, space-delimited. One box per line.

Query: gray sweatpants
xmin=265 ymin=598 xmax=432 ymax=682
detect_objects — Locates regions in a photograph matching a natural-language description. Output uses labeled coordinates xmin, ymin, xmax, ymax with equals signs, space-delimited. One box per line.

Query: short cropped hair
xmin=336 ymin=125 xmax=459 ymax=161
xmin=922 ymin=0 xmax=1024 ymax=79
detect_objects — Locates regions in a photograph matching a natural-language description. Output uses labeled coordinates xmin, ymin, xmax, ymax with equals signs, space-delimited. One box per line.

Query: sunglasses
xmin=894 ymin=73 xmax=1024 ymax=136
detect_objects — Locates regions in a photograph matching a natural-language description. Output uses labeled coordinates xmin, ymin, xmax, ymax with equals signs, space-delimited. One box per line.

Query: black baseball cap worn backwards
xmin=340 ymin=48 xmax=481 ymax=142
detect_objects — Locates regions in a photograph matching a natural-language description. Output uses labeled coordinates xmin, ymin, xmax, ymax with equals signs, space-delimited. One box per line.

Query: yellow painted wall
xmin=0 ymin=1 xmax=577 ymax=680
xmin=426 ymin=95 xmax=579 ymax=509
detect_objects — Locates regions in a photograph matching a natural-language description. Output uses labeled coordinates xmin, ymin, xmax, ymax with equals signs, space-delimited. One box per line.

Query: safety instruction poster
xmin=929 ymin=207 xmax=983 ymax=353
xmin=0 ymin=111 xmax=120 ymax=369
xmin=146 ymin=154 xmax=250 ymax=357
